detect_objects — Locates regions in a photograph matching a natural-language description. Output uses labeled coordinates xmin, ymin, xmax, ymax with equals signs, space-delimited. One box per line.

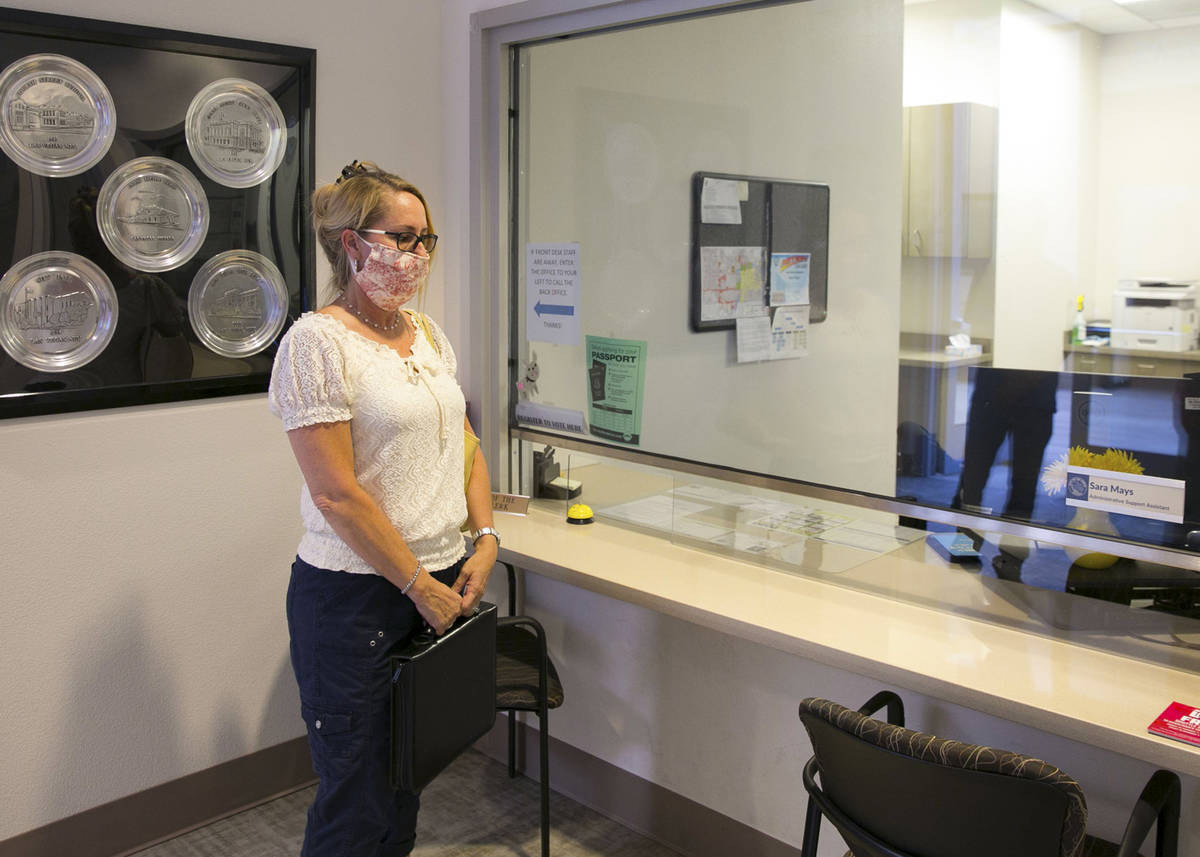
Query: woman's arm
xmin=454 ymin=416 xmax=496 ymax=613
xmin=287 ymin=420 xmax=462 ymax=632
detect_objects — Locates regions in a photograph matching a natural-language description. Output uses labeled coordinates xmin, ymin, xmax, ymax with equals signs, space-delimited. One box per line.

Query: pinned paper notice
xmin=736 ymin=314 xmax=772 ymax=363
xmin=526 ymin=242 xmax=581 ymax=345
xmin=769 ymin=305 xmax=809 ymax=360
xmin=769 ymin=252 xmax=811 ymax=306
xmin=701 ymin=177 xmax=742 ymax=225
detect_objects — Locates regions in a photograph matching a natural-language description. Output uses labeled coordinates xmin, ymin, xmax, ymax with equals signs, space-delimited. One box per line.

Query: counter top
xmin=1064 ymin=343 xmax=1200 ymax=361
xmin=498 ymin=503 xmax=1200 ymax=777
xmin=898 ymin=347 xmax=991 ymax=368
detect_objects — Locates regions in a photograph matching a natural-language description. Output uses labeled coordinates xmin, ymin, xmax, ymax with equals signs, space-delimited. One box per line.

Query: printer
xmin=1111 ymin=279 xmax=1200 ymax=352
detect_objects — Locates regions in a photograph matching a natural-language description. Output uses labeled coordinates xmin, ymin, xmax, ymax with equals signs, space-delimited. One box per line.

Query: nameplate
xmin=492 ymin=493 xmax=530 ymax=516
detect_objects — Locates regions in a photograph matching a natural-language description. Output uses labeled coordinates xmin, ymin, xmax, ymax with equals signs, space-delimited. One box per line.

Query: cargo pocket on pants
xmin=302 ymin=704 xmax=363 ymax=780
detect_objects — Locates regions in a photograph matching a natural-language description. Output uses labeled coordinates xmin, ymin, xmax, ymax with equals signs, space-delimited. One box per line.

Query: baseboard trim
xmin=477 ymin=714 xmax=803 ymax=857
xmin=5 ymin=721 xmax=801 ymax=857
xmin=0 ymin=737 xmax=316 ymax=857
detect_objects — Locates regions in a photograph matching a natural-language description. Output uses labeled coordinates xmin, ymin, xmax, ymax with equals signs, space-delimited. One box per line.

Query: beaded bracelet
xmin=401 ymin=563 xmax=423 ymax=595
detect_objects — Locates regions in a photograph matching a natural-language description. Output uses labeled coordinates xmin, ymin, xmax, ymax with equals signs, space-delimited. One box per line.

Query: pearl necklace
xmin=341 ymin=296 xmax=404 ymax=332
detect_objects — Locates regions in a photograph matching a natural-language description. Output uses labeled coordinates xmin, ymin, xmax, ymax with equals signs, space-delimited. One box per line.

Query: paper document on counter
xmin=601 ymin=494 xmax=708 ymax=529
xmin=816 ymin=521 xmax=925 ymax=554
xmin=673 ymin=483 xmax=790 ymax=515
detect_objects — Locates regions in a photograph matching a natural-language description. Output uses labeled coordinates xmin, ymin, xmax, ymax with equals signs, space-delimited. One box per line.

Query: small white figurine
xmin=517 ymin=351 xmax=540 ymax=401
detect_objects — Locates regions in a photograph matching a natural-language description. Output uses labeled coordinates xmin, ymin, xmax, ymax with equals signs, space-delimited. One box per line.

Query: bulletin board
xmin=689 ymin=171 xmax=829 ymax=332
xmin=0 ymin=6 xmax=315 ymax=419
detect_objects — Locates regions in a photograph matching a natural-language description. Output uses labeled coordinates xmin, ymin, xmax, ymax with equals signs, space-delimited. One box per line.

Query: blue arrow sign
xmin=535 ymin=301 xmax=575 ymax=317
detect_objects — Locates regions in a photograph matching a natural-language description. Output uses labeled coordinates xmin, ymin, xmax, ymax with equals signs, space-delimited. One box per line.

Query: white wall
xmin=993 ymin=0 xmax=1099 ymax=369
xmin=0 ymin=0 xmax=446 ymax=840
xmin=904 ymin=3 xmax=1200 ymax=365
xmin=903 ymin=0 xmax=1001 ymax=108
xmin=901 ymin=0 xmax=1000 ymax=341
xmin=516 ymin=0 xmax=903 ymax=495
xmin=902 ymin=0 xmax=1105 ymax=366
xmin=1094 ymin=24 xmax=1200 ymax=319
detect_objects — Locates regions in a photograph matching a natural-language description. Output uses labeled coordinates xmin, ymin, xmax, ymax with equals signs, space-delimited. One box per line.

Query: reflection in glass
xmin=952 ymin=369 xmax=1057 ymax=520
xmin=898 ymin=0 xmax=1200 ymax=555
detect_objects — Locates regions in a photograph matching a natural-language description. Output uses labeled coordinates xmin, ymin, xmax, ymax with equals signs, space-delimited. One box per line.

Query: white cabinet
xmin=902 ymin=102 xmax=998 ymax=259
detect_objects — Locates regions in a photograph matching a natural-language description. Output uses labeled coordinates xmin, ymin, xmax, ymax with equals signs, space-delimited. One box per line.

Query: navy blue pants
xmin=287 ymin=556 xmax=464 ymax=857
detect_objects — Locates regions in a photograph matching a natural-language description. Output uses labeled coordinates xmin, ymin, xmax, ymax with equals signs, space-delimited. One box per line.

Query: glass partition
xmin=507 ymin=0 xmax=1200 ymax=566
xmin=560 ymin=452 xmax=1200 ymax=673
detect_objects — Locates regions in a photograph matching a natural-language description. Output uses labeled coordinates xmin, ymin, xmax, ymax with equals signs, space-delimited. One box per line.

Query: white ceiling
xmin=906 ymin=0 xmax=1200 ymax=33
xmin=1035 ymin=0 xmax=1200 ymax=32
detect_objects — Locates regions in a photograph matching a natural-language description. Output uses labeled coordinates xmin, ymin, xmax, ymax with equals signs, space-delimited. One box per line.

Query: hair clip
xmin=336 ymin=160 xmax=365 ymax=184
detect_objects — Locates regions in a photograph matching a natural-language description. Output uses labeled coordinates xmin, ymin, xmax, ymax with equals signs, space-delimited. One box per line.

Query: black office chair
xmin=495 ymin=561 xmax=565 ymax=857
xmin=798 ymin=692 xmax=1180 ymax=857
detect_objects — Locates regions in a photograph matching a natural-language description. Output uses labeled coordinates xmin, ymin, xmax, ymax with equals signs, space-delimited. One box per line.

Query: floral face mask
xmin=353 ymin=237 xmax=429 ymax=311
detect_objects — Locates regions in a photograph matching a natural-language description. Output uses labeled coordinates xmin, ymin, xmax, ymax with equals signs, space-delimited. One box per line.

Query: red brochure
xmin=1147 ymin=702 xmax=1200 ymax=748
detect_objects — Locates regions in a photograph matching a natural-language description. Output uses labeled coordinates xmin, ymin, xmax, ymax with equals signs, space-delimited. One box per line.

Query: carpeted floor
xmin=131 ymin=748 xmax=683 ymax=857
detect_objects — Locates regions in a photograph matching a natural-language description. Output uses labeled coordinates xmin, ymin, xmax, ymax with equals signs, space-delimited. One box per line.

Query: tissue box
xmin=944 ymin=344 xmax=983 ymax=358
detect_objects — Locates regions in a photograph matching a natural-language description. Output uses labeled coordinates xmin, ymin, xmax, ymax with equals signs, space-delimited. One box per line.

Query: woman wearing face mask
xmin=267 ymin=160 xmax=498 ymax=857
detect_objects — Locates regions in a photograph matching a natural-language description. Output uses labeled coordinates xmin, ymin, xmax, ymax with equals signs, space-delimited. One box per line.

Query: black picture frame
xmin=689 ymin=171 xmax=829 ymax=332
xmin=0 ymin=6 xmax=315 ymax=419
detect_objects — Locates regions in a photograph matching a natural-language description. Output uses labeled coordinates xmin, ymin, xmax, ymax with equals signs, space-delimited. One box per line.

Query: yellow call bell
xmin=566 ymin=503 xmax=594 ymax=525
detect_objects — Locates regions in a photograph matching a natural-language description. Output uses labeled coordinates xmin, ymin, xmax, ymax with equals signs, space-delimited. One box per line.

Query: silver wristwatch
xmin=471 ymin=526 xmax=501 ymax=548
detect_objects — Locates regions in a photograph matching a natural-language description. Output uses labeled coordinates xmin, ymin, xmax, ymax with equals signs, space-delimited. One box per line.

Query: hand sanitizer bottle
xmin=1072 ymin=295 xmax=1087 ymax=344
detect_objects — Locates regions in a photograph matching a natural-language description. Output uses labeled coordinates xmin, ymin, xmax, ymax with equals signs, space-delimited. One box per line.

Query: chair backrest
xmin=798 ymin=698 xmax=1088 ymax=857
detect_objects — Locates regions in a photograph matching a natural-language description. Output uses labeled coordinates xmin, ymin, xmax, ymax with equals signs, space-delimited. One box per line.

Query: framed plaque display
xmin=0 ymin=250 xmax=117 ymax=371
xmin=0 ymin=7 xmax=314 ymax=419
xmin=0 ymin=52 xmax=115 ymax=177
xmin=186 ymin=78 xmax=287 ymax=188
xmin=188 ymin=250 xmax=288 ymax=358
xmin=97 ymin=156 xmax=210 ymax=272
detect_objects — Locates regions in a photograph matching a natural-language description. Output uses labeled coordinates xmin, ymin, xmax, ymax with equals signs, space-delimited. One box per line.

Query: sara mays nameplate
xmin=0 ymin=251 xmax=117 ymax=371
xmin=0 ymin=53 xmax=115 ymax=177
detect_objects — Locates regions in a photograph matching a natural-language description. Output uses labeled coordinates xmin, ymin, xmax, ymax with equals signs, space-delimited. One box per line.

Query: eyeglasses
xmin=357 ymin=228 xmax=438 ymax=254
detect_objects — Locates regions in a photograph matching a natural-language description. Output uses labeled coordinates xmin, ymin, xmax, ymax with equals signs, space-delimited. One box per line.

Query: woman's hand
xmin=453 ymin=541 xmax=496 ymax=615
xmin=408 ymin=572 xmax=463 ymax=634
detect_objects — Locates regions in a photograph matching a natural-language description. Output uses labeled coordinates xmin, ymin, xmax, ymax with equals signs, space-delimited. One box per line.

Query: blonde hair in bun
xmin=311 ymin=160 xmax=434 ymax=298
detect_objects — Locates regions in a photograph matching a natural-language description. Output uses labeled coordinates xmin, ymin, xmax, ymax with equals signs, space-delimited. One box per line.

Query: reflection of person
xmin=1 ymin=186 xmax=193 ymax=390
xmin=66 ymin=185 xmax=192 ymax=384
xmin=267 ymin=161 xmax=497 ymax=857
xmin=953 ymin=368 xmax=1058 ymax=519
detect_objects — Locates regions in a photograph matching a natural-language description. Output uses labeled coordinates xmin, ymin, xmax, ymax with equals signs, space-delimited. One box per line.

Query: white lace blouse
xmin=268 ymin=311 xmax=468 ymax=574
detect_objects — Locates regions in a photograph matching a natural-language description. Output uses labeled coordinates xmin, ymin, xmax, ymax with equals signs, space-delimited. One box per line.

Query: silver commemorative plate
xmin=0 ymin=53 xmax=116 ymax=177
xmin=188 ymin=250 xmax=288 ymax=357
xmin=185 ymin=78 xmax=286 ymax=188
xmin=0 ymin=251 xmax=117 ymax=372
xmin=98 ymin=156 xmax=210 ymax=272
